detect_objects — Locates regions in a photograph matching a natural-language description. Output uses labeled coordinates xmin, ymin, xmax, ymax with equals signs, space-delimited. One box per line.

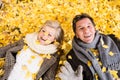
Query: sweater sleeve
xmin=0 ymin=39 xmax=24 ymax=58
xmin=42 ymin=53 xmax=60 ymax=80
xmin=0 ymin=39 xmax=24 ymax=80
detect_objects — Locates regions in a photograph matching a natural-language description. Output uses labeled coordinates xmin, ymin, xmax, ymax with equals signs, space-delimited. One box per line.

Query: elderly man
xmin=59 ymin=13 xmax=120 ymax=80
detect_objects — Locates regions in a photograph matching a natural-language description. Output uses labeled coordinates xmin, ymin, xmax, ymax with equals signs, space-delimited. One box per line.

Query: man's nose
xmin=83 ymin=27 xmax=89 ymax=33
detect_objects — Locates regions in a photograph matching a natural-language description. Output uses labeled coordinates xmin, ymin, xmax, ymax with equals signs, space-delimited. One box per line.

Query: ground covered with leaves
xmin=0 ymin=0 xmax=120 ymax=79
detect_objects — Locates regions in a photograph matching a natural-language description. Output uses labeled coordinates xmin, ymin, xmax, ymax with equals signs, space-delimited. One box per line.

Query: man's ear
xmin=76 ymin=34 xmax=79 ymax=38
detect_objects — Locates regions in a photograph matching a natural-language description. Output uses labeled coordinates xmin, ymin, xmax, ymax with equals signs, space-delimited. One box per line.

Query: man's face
xmin=75 ymin=18 xmax=96 ymax=43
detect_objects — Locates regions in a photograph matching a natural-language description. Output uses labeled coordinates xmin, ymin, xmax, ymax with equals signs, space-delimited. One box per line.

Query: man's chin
xmin=84 ymin=39 xmax=93 ymax=44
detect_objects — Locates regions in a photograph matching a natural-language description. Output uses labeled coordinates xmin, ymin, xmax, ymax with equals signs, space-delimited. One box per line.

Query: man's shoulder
xmin=108 ymin=34 xmax=119 ymax=41
xmin=67 ymin=49 xmax=74 ymax=56
xmin=66 ymin=49 xmax=78 ymax=60
xmin=99 ymin=34 xmax=120 ymax=51
xmin=108 ymin=34 xmax=120 ymax=50
xmin=100 ymin=33 xmax=119 ymax=42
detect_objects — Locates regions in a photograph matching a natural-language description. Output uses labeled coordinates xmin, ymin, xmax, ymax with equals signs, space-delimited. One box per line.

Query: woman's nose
xmin=43 ymin=32 xmax=49 ymax=39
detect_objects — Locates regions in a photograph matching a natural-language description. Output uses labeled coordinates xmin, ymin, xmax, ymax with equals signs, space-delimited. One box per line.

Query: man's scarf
xmin=72 ymin=31 xmax=120 ymax=80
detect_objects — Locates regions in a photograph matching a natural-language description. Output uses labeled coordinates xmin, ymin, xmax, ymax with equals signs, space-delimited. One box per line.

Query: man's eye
xmin=79 ymin=27 xmax=84 ymax=30
xmin=88 ymin=26 xmax=90 ymax=28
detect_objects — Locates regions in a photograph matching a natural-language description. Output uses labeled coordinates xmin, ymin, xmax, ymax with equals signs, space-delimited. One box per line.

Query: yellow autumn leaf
xmin=39 ymin=78 xmax=42 ymax=80
xmin=17 ymin=50 xmax=21 ymax=54
xmin=31 ymin=55 xmax=36 ymax=59
xmin=94 ymin=73 xmax=98 ymax=80
xmin=102 ymin=66 xmax=106 ymax=72
xmin=68 ymin=55 xmax=72 ymax=59
xmin=0 ymin=60 xmax=5 ymax=68
xmin=0 ymin=58 xmax=5 ymax=61
xmin=22 ymin=65 xmax=27 ymax=70
xmin=98 ymin=61 xmax=102 ymax=66
xmin=109 ymin=51 xmax=114 ymax=56
xmin=90 ymin=48 xmax=99 ymax=56
xmin=109 ymin=70 xmax=118 ymax=79
xmin=59 ymin=60 xmax=66 ymax=65
xmin=32 ymin=73 xmax=37 ymax=80
xmin=0 ymin=34 xmax=5 ymax=39
xmin=96 ymin=58 xmax=99 ymax=61
xmin=25 ymin=71 xmax=31 ymax=78
xmin=45 ymin=40 xmax=51 ymax=44
xmin=14 ymin=36 xmax=20 ymax=41
xmin=102 ymin=45 xmax=109 ymax=48
xmin=35 ymin=40 xmax=41 ymax=45
xmin=59 ymin=61 xmax=63 ymax=65
xmin=23 ymin=45 xmax=28 ymax=50
xmin=0 ymin=69 xmax=4 ymax=76
xmin=87 ymin=61 xmax=92 ymax=67
xmin=54 ymin=41 xmax=59 ymax=46
xmin=23 ymin=38 xmax=27 ymax=44
xmin=46 ymin=54 xmax=51 ymax=59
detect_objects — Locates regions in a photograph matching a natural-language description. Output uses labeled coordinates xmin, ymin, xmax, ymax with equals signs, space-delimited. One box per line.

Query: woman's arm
xmin=0 ymin=39 xmax=24 ymax=58
xmin=42 ymin=53 xmax=60 ymax=80
xmin=0 ymin=39 xmax=24 ymax=79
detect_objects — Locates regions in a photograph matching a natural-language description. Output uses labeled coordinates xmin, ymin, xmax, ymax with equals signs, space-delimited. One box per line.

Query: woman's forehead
xmin=42 ymin=26 xmax=56 ymax=34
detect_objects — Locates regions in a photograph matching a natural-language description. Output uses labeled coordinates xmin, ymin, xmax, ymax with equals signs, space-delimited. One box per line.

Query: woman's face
xmin=75 ymin=18 xmax=96 ymax=43
xmin=37 ymin=26 xmax=56 ymax=45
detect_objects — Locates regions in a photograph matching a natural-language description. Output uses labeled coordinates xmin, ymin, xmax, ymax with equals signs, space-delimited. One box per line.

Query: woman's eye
xmin=48 ymin=34 xmax=52 ymax=37
xmin=41 ymin=29 xmax=45 ymax=32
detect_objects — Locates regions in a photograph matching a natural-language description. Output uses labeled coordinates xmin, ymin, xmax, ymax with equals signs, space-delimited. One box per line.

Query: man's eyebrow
xmin=77 ymin=23 xmax=92 ymax=27
xmin=76 ymin=25 xmax=82 ymax=28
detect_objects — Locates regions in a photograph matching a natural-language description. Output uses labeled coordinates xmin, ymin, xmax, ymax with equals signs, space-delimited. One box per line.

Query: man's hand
xmin=58 ymin=61 xmax=83 ymax=80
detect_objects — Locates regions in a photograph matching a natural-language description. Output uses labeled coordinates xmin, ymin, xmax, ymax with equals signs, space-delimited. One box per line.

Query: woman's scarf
xmin=25 ymin=32 xmax=57 ymax=54
xmin=72 ymin=31 xmax=120 ymax=80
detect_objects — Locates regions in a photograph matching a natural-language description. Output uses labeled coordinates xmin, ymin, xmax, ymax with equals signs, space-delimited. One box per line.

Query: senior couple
xmin=0 ymin=13 xmax=120 ymax=80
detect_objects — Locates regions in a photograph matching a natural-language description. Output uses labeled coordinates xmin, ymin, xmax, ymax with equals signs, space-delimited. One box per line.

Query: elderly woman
xmin=0 ymin=20 xmax=64 ymax=80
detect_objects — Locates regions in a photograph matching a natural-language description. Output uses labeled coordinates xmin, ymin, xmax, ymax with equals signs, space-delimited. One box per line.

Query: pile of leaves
xmin=0 ymin=0 xmax=120 ymax=79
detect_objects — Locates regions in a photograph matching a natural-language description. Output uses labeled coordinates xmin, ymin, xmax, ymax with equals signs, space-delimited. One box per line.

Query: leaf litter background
xmin=0 ymin=0 xmax=120 ymax=79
